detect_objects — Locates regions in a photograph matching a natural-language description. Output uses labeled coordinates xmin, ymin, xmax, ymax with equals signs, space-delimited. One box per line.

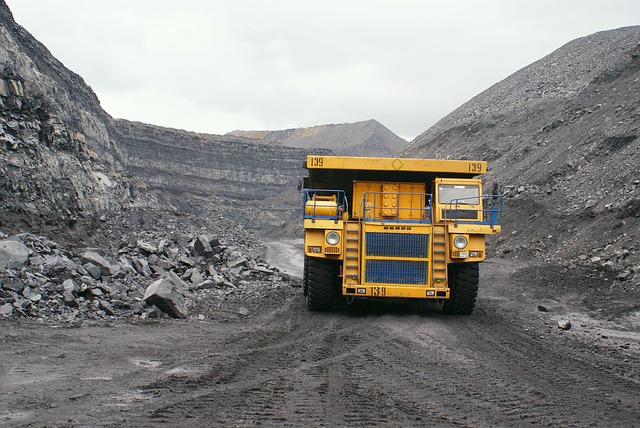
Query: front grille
xmin=365 ymin=233 xmax=429 ymax=258
xmin=365 ymin=260 xmax=428 ymax=285
xmin=324 ymin=246 xmax=340 ymax=254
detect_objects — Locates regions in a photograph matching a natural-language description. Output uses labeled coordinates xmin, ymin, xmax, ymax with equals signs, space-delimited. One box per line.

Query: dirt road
xmin=263 ymin=238 xmax=305 ymax=278
xmin=2 ymin=249 xmax=639 ymax=427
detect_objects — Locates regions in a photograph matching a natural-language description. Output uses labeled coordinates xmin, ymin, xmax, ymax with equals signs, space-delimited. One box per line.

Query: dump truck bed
xmin=305 ymin=155 xmax=486 ymax=175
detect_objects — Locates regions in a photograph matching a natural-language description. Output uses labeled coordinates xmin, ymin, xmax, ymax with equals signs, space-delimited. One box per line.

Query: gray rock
xmin=179 ymin=255 xmax=196 ymax=267
xmin=63 ymin=278 xmax=78 ymax=294
xmin=557 ymin=319 xmax=572 ymax=330
xmin=109 ymin=263 xmax=124 ymax=279
xmin=63 ymin=291 xmax=78 ymax=307
xmin=99 ymin=300 xmax=115 ymax=315
xmin=136 ymin=240 xmax=157 ymax=254
xmin=43 ymin=254 xmax=72 ymax=273
xmin=110 ymin=299 xmax=130 ymax=310
xmin=168 ymin=270 xmax=188 ymax=291
xmin=21 ymin=286 xmax=33 ymax=299
xmin=84 ymin=263 xmax=103 ymax=280
xmin=227 ymin=257 xmax=248 ymax=269
xmin=0 ymin=240 xmax=30 ymax=269
xmin=155 ymin=256 xmax=174 ymax=270
xmin=1 ymin=278 xmax=25 ymax=293
xmin=131 ymin=256 xmax=153 ymax=278
xmin=80 ymin=252 xmax=112 ymax=276
xmin=0 ymin=303 xmax=13 ymax=317
xmin=194 ymin=235 xmax=213 ymax=257
xmin=119 ymin=256 xmax=136 ymax=275
xmin=229 ymin=266 xmax=244 ymax=276
xmin=253 ymin=265 xmax=275 ymax=275
xmin=150 ymin=264 xmax=166 ymax=276
xmin=194 ymin=279 xmax=216 ymax=290
xmin=132 ymin=301 xmax=145 ymax=315
xmin=143 ymin=278 xmax=187 ymax=319
xmin=189 ymin=269 xmax=204 ymax=285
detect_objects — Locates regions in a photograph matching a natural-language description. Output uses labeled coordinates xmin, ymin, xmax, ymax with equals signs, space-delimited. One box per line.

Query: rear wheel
xmin=306 ymin=258 xmax=340 ymax=311
xmin=443 ymin=262 xmax=479 ymax=315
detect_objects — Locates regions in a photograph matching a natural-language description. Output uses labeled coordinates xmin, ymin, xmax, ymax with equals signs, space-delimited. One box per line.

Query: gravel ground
xmin=2 ymin=243 xmax=639 ymax=428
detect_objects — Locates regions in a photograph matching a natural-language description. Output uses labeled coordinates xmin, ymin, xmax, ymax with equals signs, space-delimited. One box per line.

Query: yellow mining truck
xmin=301 ymin=155 xmax=502 ymax=314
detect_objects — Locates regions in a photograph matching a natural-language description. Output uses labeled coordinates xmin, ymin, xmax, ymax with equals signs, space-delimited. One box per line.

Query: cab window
xmin=438 ymin=184 xmax=480 ymax=205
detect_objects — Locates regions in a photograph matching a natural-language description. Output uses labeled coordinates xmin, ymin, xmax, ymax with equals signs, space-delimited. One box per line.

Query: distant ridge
xmin=228 ymin=119 xmax=408 ymax=157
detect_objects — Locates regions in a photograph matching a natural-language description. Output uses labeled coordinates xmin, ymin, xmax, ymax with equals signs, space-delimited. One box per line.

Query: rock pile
xmin=0 ymin=229 xmax=289 ymax=322
xmin=492 ymin=185 xmax=640 ymax=291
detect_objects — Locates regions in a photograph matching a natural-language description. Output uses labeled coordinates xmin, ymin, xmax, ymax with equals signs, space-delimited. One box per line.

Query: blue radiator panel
xmin=365 ymin=260 xmax=429 ymax=285
xmin=365 ymin=232 xmax=429 ymax=258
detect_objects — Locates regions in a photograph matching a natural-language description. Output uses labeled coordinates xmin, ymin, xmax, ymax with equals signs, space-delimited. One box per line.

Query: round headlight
xmin=326 ymin=231 xmax=340 ymax=246
xmin=453 ymin=235 xmax=468 ymax=250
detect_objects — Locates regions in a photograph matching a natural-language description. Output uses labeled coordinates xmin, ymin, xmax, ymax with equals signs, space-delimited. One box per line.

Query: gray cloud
xmin=7 ymin=0 xmax=640 ymax=140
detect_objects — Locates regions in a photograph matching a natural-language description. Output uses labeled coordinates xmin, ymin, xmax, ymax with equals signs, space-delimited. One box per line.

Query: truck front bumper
xmin=342 ymin=284 xmax=450 ymax=299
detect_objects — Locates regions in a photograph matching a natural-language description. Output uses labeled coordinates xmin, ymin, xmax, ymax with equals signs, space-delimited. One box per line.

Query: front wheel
xmin=303 ymin=256 xmax=309 ymax=296
xmin=442 ymin=262 xmax=479 ymax=315
xmin=306 ymin=258 xmax=340 ymax=311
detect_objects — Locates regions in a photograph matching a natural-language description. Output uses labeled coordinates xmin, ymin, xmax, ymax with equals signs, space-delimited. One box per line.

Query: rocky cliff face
xmin=114 ymin=119 xmax=314 ymax=201
xmin=400 ymin=26 xmax=640 ymax=275
xmin=113 ymin=119 xmax=329 ymax=235
xmin=228 ymin=119 xmax=407 ymax=157
xmin=0 ymin=2 xmax=140 ymax=238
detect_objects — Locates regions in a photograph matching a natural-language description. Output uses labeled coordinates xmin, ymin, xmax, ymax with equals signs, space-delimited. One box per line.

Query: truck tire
xmin=306 ymin=258 xmax=340 ymax=311
xmin=443 ymin=262 xmax=479 ymax=315
xmin=303 ymin=256 xmax=309 ymax=297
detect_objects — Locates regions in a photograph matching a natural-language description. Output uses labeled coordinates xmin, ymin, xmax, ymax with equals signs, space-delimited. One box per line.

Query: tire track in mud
xmin=131 ymin=307 xmax=429 ymax=426
xmin=382 ymin=307 xmax=640 ymax=427
xmin=124 ymin=293 xmax=640 ymax=427
xmin=8 ymin=237 xmax=640 ymax=426
xmin=11 ymin=255 xmax=633 ymax=428
xmin=3 ymin=278 xmax=639 ymax=427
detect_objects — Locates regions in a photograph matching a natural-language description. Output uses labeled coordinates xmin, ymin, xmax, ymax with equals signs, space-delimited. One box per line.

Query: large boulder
xmin=143 ymin=278 xmax=187 ymax=319
xmin=0 ymin=240 xmax=30 ymax=269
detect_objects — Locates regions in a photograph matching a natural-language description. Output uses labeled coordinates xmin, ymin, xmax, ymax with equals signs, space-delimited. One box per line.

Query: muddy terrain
xmin=2 ymin=242 xmax=639 ymax=428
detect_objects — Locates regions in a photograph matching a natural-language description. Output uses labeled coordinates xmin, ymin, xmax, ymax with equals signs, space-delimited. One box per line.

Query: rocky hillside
xmin=400 ymin=26 xmax=640 ymax=276
xmin=0 ymin=1 xmax=315 ymax=240
xmin=0 ymin=1 xmax=142 ymax=239
xmin=228 ymin=119 xmax=407 ymax=157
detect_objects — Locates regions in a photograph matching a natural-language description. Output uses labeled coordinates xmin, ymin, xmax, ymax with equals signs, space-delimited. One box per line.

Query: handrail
xmin=302 ymin=189 xmax=348 ymax=221
xmin=444 ymin=195 xmax=503 ymax=226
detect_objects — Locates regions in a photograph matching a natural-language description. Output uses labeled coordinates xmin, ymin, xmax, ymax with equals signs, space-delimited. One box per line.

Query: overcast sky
xmin=6 ymin=1 xmax=640 ymax=140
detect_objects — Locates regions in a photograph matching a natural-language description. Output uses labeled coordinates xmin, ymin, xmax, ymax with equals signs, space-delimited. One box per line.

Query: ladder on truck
xmin=432 ymin=223 xmax=448 ymax=284
xmin=343 ymin=221 xmax=361 ymax=284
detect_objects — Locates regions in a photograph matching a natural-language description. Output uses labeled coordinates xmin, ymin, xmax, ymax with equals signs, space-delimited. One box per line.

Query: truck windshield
xmin=438 ymin=184 xmax=480 ymax=205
